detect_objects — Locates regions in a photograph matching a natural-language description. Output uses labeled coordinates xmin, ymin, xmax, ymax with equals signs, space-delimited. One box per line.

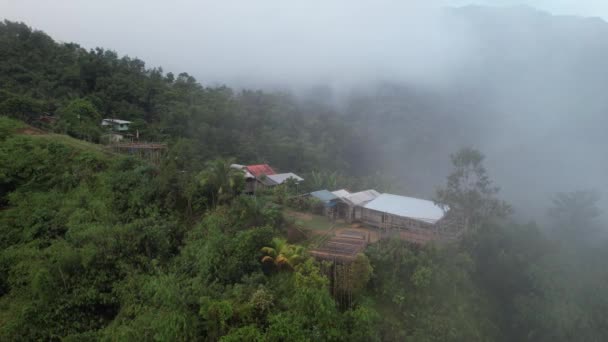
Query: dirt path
xmin=16 ymin=127 xmax=46 ymax=135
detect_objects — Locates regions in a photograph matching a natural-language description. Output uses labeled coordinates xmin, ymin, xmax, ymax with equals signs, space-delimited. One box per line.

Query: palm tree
xmin=308 ymin=170 xmax=340 ymax=191
xmin=261 ymin=238 xmax=305 ymax=271
xmin=197 ymin=158 xmax=244 ymax=207
xmin=232 ymin=195 xmax=278 ymax=226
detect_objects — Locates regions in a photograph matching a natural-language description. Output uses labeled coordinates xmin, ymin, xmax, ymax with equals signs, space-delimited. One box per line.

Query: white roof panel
xmin=230 ymin=164 xmax=255 ymax=179
xmin=102 ymin=118 xmax=131 ymax=125
xmin=364 ymin=193 xmax=446 ymax=224
xmin=266 ymin=172 xmax=304 ymax=184
xmin=342 ymin=190 xmax=380 ymax=206
xmin=332 ymin=189 xmax=351 ymax=198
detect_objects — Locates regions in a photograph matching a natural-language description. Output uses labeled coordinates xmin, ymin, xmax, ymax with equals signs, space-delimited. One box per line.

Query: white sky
xmin=1 ymin=0 xmax=607 ymax=87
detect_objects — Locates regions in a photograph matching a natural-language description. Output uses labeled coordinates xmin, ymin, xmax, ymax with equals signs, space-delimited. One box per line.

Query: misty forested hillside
xmin=3 ymin=6 xmax=608 ymax=212
xmin=0 ymin=20 xmax=361 ymax=177
xmin=2 ymin=6 xmax=608 ymax=341
xmin=330 ymin=6 xmax=608 ymax=219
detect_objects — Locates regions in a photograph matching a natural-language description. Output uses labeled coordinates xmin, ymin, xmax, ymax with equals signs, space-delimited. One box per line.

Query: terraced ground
xmin=283 ymin=209 xmax=382 ymax=246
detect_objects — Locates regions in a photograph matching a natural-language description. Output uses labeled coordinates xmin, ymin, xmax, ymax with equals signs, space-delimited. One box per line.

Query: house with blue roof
xmin=309 ymin=190 xmax=339 ymax=217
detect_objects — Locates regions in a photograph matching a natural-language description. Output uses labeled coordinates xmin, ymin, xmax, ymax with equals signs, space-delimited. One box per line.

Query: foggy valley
xmin=1 ymin=1 xmax=608 ymax=341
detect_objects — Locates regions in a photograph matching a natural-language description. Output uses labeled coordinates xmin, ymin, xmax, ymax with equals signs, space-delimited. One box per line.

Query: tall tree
xmin=548 ymin=190 xmax=602 ymax=239
xmin=435 ymin=147 xmax=511 ymax=232
xmin=55 ymin=98 xmax=101 ymax=141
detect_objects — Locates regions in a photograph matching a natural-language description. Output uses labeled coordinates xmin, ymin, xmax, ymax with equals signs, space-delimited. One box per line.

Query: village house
xmin=101 ymin=118 xmax=131 ymax=132
xmin=359 ymin=193 xmax=454 ymax=244
xmin=309 ymin=189 xmax=339 ymax=216
xmin=230 ymin=164 xmax=255 ymax=178
xmin=245 ymin=164 xmax=276 ymax=178
xmin=231 ymin=163 xmax=303 ymax=193
xmin=230 ymin=164 xmax=257 ymax=193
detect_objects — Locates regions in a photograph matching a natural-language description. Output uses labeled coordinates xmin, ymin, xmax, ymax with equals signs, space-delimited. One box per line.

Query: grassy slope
xmin=0 ymin=116 xmax=24 ymax=136
xmin=0 ymin=116 xmax=115 ymax=159
xmin=284 ymin=209 xmax=334 ymax=231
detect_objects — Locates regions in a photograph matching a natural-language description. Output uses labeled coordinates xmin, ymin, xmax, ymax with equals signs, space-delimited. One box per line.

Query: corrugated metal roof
xmin=266 ymin=172 xmax=304 ymax=185
xmin=246 ymin=164 xmax=276 ymax=177
xmin=331 ymin=189 xmax=351 ymax=198
xmin=363 ymin=193 xmax=446 ymax=224
xmin=102 ymin=119 xmax=131 ymax=125
xmin=310 ymin=190 xmax=339 ymax=203
xmin=342 ymin=190 xmax=380 ymax=206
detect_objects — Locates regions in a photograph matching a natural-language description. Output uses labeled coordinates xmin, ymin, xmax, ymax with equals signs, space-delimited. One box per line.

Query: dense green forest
xmin=0 ymin=20 xmax=383 ymax=178
xmin=2 ymin=20 xmax=608 ymax=341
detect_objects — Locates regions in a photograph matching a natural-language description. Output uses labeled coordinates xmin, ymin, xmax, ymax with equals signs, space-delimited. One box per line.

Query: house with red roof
xmin=232 ymin=163 xmax=304 ymax=193
xmin=245 ymin=164 xmax=276 ymax=178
